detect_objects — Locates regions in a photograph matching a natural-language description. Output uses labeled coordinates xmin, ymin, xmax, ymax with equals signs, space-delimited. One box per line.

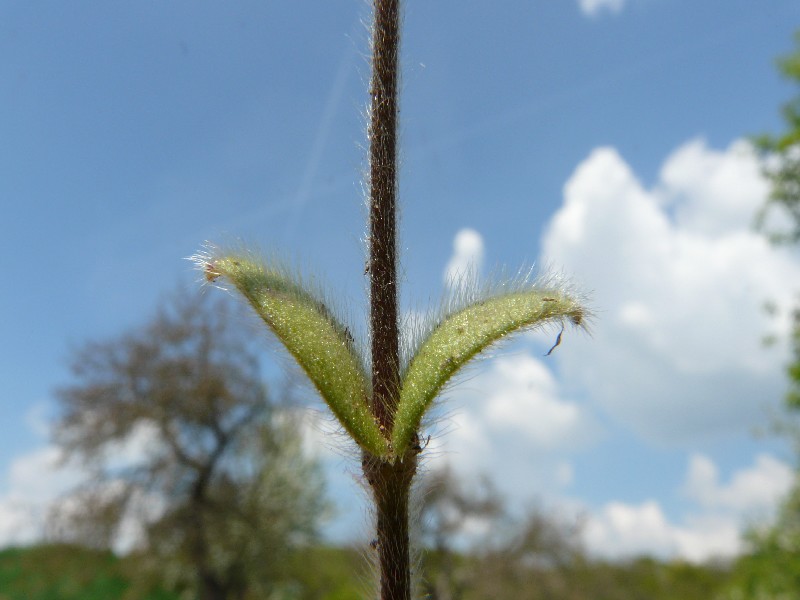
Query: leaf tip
xmin=186 ymin=243 xmax=220 ymax=280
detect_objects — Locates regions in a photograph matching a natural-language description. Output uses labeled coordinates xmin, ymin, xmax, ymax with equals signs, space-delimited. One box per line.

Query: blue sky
xmin=2 ymin=0 xmax=800 ymax=560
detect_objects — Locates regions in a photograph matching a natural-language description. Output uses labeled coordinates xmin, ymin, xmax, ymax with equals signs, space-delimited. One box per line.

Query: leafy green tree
xmin=757 ymin=35 xmax=800 ymax=519
xmin=722 ymin=485 xmax=800 ymax=599
xmin=722 ymin=28 xmax=800 ymax=600
xmin=192 ymin=2 xmax=587 ymax=597
xmin=755 ymin=30 xmax=800 ymax=245
xmin=50 ymin=289 xmax=328 ymax=600
xmin=755 ymin=26 xmax=800 ymax=425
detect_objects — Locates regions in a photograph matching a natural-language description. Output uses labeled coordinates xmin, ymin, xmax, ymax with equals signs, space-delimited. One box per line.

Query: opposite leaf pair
xmin=193 ymin=249 xmax=585 ymax=461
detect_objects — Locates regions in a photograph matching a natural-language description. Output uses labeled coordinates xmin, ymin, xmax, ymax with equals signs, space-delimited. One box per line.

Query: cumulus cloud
xmin=0 ymin=419 xmax=163 ymax=549
xmin=584 ymin=453 xmax=792 ymax=562
xmin=443 ymin=228 xmax=484 ymax=289
xmin=426 ymin=351 xmax=596 ymax=501
xmin=684 ymin=453 xmax=793 ymax=514
xmin=579 ymin=0 xmax=626 ymax=17
xmin=480 ymin=355 xmax=585 ymax=446
xmin=585 ymin=500 xmax=741 ymax=562
xmin=659 ymin=139 xmax=771 ymax=236
xmin=0 ymin=444 xmax=84 ymax=546
xmin=541 ymin=139 xmax=800 ymax=442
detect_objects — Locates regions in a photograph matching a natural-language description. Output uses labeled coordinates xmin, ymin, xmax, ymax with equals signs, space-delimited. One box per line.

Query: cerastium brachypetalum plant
xmin=191 ymin=1 xmax=587 ymax=598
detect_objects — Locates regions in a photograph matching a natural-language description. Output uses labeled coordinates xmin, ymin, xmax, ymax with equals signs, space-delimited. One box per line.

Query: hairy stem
xmin=369 ymin=0 xmax=401 ymax=431
xmin=366 ymin=1 xmax=415 ymax=599
xmin=363 ymin=455 xmax=416 ymax=600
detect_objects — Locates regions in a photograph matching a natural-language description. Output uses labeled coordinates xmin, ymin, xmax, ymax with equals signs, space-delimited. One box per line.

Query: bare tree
xmin=470 ymin=507 xmax=587 ymax=600
xmin=49 ymin=288 xmax=328 ymax=600
xmin=416 ymin=466 xmax=504 ymax=600
xmin=417 ymin=466 xmax=591 ymax=600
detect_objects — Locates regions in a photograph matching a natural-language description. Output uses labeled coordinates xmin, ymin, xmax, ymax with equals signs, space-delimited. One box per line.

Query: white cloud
xmin=444 ymin=228 xmax=484 ymax=289
xmin=0 ymin=447 xmax=119 ymax=547
xmin=659 ymin=139 xmax=770 ymax=237
xmin=584 ymin=453 xmax=791 ymax=562
xmin=1 ymin=405 xmax=364 ymax=550
xmin=585 ymin=500 xmax=683 ymax=559
xmin=541 ymin=139 xmax=800 ymax=442
xmin=104 ymin=421 xmax=161 ymax=470
xmin=0 ymin=445 xmax=84 ymax=546
xmin=684 ymin=453 xmax=793 ymax=515
xmin=579 ymin=0 xmax=626 ymax=17
xmin=426 ymin=351 xmax=596 ymax=502
xmin=0 ymin=419 xmax=164 ymax=549
xmin=482 ymin=355 xmax=583 ymax=446
xmin=585 ymin=500 xmax=741 ymax=563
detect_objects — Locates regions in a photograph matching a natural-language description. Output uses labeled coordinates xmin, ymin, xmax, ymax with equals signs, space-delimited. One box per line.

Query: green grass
xmin=0 ymin=545 xmax=176 ymax=600
xmin=0 ymin=544 xmax=364 ymax=600
xmin=0 ymin=542 xmax=757 ymax=599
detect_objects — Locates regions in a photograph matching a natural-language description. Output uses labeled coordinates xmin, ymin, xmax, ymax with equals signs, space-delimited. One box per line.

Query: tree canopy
xmin=755 ymin=30 xmax=800 ymax=245
xmin=50 ymin=288 xmax=329 ymax=600
xmin=722 ymin=28 xmax=800 ymax=600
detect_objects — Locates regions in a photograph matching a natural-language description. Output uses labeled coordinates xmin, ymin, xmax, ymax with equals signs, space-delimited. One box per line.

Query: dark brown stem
xmin=366 ymin=1 xmax=416 ymax=599
xmin=363 ymin=454 xmax=416 ymax=600
xmin=369 ymin=0 xmax=401 ymax=432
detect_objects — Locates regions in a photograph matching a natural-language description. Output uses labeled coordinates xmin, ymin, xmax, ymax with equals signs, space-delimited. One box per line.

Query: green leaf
xmin=196 ymin=251 xmax=389 ymax=457
xmin=392 ymin=288 xmax=585 ymax=456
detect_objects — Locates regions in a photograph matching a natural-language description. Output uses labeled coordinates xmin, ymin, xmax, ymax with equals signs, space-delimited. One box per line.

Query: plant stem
xmin=369 ymin=0 xmax=401 ymax=432
xmin=363 ymin=454 xmax=416 ymax=600
xmin=366 ymin=1 xmax=416 ymax=599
